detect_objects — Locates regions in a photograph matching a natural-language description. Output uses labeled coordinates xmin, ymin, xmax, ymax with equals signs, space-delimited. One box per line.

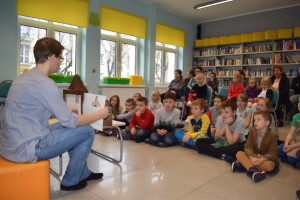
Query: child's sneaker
xmin=221 ymin=153 xmax=234 ymax=164
xmin=252 ymin=171 xmax=266 ymax=182
xmin=231 ymin=162 xmax=246 ymax=173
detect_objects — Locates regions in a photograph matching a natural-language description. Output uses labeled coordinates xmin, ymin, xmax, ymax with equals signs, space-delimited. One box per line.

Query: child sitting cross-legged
xmin=149 ymin=90 xmax=163 ymax=114
xmin=237 ymin=93 xmax=253 ymax=136
xmin=207 ymin=95 xmax=223 ymax=135
xmin=125 ymin=97 xmax=154 ymax=143
xmin=150 ymin=92 xmax=181 ymax=147
xmin=227 ymin=73 xmax=244 ymax=101
xmin=114 ymin=98 xmax=135 ymax=130
xmin=196 ymin=100 xmax=246 ymax=164
xmin=232 ymin=111 xmax=280 ymax=183
xmin=175 ymin=99 xmax=211 ymax=146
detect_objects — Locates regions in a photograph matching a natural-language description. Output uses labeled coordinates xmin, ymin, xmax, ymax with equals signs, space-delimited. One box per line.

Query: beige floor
xmin=50 ymin=124 xmax=300 ymax=200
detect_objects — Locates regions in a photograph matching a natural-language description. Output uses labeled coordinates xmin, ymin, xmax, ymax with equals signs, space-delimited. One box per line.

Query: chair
xmin=218 ymin=87 xmax=228 ymax=100
xmin=0 ymin=80 xmax=13 ymax=107
xmin=204 ymin=85 xmax=213 ymax=110
xmin=270 ymin=88 xmax=279 ymax=132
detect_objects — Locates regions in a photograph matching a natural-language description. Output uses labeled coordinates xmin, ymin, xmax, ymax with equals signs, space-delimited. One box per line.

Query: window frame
xmin=155 ymin=43 xmax=178 ymax=85
xmin=100 ymin=30 xmax=139 ymax=78
xmin=17 ymin=16 xmax=82 ymax=76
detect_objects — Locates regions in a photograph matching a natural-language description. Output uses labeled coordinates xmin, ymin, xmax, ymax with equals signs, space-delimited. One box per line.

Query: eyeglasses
xmin=57 ymin=56 xmax=64 ymax=62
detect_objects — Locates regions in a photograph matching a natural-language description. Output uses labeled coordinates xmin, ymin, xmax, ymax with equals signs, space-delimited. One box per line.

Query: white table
xmin=91 ymin=120 xmax=125 ymax=163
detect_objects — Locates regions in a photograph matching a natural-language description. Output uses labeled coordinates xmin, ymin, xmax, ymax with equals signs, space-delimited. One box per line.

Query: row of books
xmin=273 ymin=40 xmax=300 ymax=51
xmin=273 ymin=53 xmax=300 ymax=64
xmin=244 ymin=69 xmax=272 ymax=77
xmin=243 ymin=44 xmax=272 ymax=53
xmin=243 ymin=57 xmax=272 ymax=65
xmin=217 ymin=47 xmax=242 ymax=55
xmin=195 ymin=60 xmax=215 ymax=67
xmin=215 ymin=58 xmax=242 ymax=66
xmin=194 ymin=49 xmax=216 ymax=57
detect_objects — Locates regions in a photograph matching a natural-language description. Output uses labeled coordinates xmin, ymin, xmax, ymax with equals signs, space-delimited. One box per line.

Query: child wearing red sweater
xmin=125 ymin=96 xmax=154 ymax=143
xmin=228 ymin=73 xmax=244 ymax=101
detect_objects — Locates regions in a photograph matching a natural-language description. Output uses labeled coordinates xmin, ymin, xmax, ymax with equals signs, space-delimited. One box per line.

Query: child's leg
xmin=195 ymin=138 xmax=223 ymax=158
xmin=135 ymin=128 xmax=152 ymax=142
xmin=277 ymin=143 xmax=287 ymax=159
xmin=150 ymin=132 xmax=163 ymax=144
xmin=163 ymin=131 xmax=178 ymax=146
xmin=257 ymin=160 xmax=275 ymax=172
xmin=174 ymin=130 xmax=194 ymax=145
xmin=236 ymin=151 xmax=254 ymax=171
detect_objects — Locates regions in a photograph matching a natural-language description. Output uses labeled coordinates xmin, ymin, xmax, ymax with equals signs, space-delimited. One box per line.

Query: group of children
xmin=103 ymin=73 xmax=300 ymax=184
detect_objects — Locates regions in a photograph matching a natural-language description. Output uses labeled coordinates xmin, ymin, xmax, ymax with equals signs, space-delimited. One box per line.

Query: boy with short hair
xmin=175 ymin=99 xmax=211 ymax=145
xmin=114 ymin=98 xmax=135 ymax=129
xmin=232 ymin=111 xmax=280 ymax=183
xmin=207 ymin=95 xmax=223 ymax=134
xmin=125 ymin=97 xmax=154 ymax=143
xmin=150 ymin=92 xmax=181 ymax=147
xmin=196 ymin=100 xmax=245 ymax=163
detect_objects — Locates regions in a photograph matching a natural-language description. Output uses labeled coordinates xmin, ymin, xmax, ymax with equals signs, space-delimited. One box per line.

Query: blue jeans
xmin=35 ymin=123 xmax=94 ymax=186
xmin=175 ymin=130 xmax=194 ymax=145
xmin=150 ymin=131 xmax=178 ymax=146
xmin=125 ymin=126 xmax=152 ymax=142
xmin=278 ymin=143 xmax=300 ymax=164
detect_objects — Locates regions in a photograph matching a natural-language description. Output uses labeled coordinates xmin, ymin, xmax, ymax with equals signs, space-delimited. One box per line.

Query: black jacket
xmin=291 ymin=76 xmax=300 ymax=95
xmin=270 ymin=73 xmax=290 ymax=98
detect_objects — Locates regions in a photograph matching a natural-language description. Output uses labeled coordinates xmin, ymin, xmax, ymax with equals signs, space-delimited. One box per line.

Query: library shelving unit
xmin=193 ymin=37 xmax=300 ymax=87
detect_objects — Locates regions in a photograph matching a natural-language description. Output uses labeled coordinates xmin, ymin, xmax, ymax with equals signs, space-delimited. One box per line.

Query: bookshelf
xmin=193 ymin=37 xmax=300 ymax=87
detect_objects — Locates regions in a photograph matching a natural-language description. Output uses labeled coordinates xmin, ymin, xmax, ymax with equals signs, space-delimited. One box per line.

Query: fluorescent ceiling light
xmin=194 ymin=0 xmax=234 ymax=10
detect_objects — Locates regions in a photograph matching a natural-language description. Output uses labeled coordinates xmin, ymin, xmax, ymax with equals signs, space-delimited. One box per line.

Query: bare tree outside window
xmin=100 ymin=39 xmax=116 ymax=79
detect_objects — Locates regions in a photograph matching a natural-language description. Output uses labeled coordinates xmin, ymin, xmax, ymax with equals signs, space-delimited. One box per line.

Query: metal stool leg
xmin=50 ymin=154 xmax=63 ymax=182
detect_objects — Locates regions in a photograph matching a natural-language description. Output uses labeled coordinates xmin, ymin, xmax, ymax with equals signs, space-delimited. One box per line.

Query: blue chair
xmin=204 ymin=85 xmax=213 ymax=110
xmin=0 ymin=80 xmax=13 ymax=107
xmin=218 ymin=87 xmax=228 ymax=100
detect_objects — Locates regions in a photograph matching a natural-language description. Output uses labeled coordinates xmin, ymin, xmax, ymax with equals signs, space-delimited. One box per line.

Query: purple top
xmin=246 ymin=87 xmax=260 ymax=99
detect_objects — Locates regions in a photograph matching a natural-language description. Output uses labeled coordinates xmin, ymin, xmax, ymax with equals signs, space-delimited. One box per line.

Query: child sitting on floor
xmin=175 ymin=99 xmax=211 ymax=146
xmin=110 ymin=95 xmax=123 ymax=116
xmin=150 ymin=92 xmax=181 ymax=147
xmin=149 ymin=90 xmax=163 ymax=114
xmin=196 ymin=100 xmax=245 ymax=164
xmin=207 ymin=95 xmax=223 ymax=135
xmin=278 ymin=97 xmax=300 ymax=169
xmin=114 ymin=98 xmax=135 ymax=129
xmin=125 ymin=97 xmax=154 ymax=143
xmin=232 ymin=111 xmax=280 ymax=183
xmin=252 ymin=77 xmax=273 ymax=110
xmin=237 ymin=93 xmax=253 ymax=136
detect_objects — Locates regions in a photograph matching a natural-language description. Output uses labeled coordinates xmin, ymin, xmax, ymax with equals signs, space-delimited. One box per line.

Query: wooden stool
xmin=0 ymin=157 xmax=50 ymax=200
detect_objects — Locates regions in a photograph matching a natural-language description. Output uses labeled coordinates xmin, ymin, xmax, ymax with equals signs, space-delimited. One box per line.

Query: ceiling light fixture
xmin=194 ymin=0 xmax=234 ymax=10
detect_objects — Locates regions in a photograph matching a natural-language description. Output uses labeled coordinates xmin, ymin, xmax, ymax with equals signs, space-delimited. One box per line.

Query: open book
xmin=82 ymin=93 xmax=106 ymax=131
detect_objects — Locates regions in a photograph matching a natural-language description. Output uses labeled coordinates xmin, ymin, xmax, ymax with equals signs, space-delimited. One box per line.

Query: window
xmin=18 ymin=16 xmax=80 ymax=75
xmin=155 ymin=42 xmax=177 ymax=84
xmin=100 ymin=30 xmax=138 ymax=79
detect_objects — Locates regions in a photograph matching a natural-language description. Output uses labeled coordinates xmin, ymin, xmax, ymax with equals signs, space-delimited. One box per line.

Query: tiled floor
xmin=50 ymin=124 xmax=300 ymax=200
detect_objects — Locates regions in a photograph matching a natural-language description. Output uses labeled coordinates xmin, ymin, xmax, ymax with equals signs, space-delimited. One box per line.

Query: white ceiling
xmin=139 ymin=0 xmax=300 ymax=23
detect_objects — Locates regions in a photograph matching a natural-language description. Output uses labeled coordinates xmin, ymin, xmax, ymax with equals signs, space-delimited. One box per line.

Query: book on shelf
xmin=216 ymin=69 xmax=237 ymax=77
xmin=244 ymin=69 xmax=272 ymax=77
xmin=273 ymin=40 xmax=300 ymax=51
xmin=217 ymin=46 xmax=241 ymax=55
xmin=243 ymin=44 xmax=272 ymax=53
xmin=215 ymin=58 xmax=241 ymax=66
xmin=244 ymin=57 xmax=271 ymax=65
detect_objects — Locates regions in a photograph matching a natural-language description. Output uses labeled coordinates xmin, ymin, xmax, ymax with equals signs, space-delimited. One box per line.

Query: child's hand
xmin=250 ymin=156 xmax=258 ymax=165
xmin=249 ymin=98 xmax=253 ymax=101
xmin=283 ymin=144 xmax=293 ymax=153
xmin=244 ymin=123 xmax=249 ymax=129
xmin=135 ymin=111 xmax=141 ymax=117
xmin=223 ymin=117 xmax=233 ymax=125
xmin=182 ymin=134 xmax=192 ymax=143
xmin=130 ymin=127 xmax=136 ymax=135
xmin=158 ymin=129 xmax=167 ymax=135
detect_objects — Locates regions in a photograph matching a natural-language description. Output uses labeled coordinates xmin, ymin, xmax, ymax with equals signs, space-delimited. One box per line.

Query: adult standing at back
xmin=270 ymin=65 xmax=293 ymax=127
xmin=290 ymin=66 xmax=300 ymax=116
xmin=0 ymin=37 xmax=110 ymax=191
xmin=161 ymin=69 xmax=184 ymax=101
